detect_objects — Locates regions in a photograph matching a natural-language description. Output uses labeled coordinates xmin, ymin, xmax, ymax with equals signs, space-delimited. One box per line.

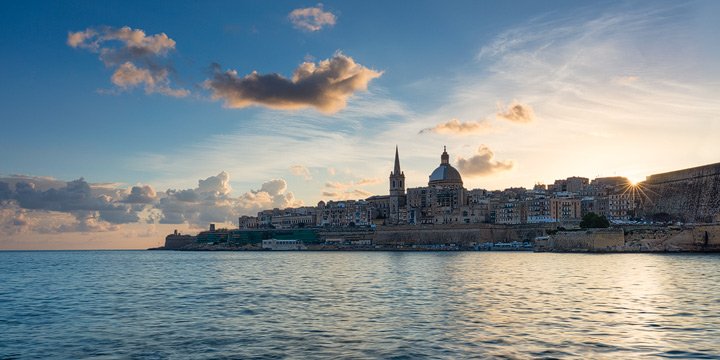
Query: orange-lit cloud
xmin=204 ymin=53 xmax=382 ymax=113
xmin=419 ymin=118 xmax=493 ymax=134
xmin=456 ymin=145 xmax=513 ymax=176
xmin=496 ymin=100 xmax=535 ymax=123
xmin=67 ymin=26 xmax=188 ymax=97
xmin=290 ymin=165 xmax=312 ymax=180
xmin=322 ymin=189 xmax=373 ymax=200
xmin=325 ymin=178 xmax=380 ymax=189
xmin=289 ymin=4 xmax=336 ymax=31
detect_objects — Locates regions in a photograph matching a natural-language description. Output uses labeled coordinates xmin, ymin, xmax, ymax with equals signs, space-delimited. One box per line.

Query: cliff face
xmin=643 ymin=163 xmax=720 ymax=223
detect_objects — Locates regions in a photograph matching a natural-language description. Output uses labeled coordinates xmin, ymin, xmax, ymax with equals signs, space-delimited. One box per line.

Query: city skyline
xmin=1 ymin=0 xmax=719 ymax=249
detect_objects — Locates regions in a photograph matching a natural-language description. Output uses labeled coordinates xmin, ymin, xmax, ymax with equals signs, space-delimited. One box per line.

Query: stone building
xmin=406 ymin=147 xmax=469 ymax=225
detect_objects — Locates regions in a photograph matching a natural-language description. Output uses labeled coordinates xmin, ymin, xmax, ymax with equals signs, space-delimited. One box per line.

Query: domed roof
xmin=429 ymin=164 xmax=463 ymax=185
xmin=428 ymin=146 xmax=463 ymax=186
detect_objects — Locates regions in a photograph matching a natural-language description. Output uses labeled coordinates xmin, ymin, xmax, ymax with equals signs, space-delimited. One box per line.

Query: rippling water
xmin=1 ymin=251 xmax=719 ymax=359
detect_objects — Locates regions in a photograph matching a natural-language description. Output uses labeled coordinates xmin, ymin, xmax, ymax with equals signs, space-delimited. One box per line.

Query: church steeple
xmin=393 ymin=145 xmax=402 ymax=175
xmin=389 ymin=146 xmax=405 ymax=197
xmin=441 ymin=145 xmax=449 ymax=165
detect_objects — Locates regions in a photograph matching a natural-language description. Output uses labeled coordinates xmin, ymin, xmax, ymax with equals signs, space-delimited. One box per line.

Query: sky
xmin=1 ymin=0 xmax=719 ymax=249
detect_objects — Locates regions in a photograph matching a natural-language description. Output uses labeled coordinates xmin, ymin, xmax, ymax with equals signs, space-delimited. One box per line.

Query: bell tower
xmin=388 ymin=146 xmax=406 ymax=224
xmin=389 ymin=145 xmax=405 ymax=196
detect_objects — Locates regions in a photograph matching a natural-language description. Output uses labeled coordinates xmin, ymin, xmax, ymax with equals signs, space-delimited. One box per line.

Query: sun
xmin=627 ymin=175 xmax=645 ymax=186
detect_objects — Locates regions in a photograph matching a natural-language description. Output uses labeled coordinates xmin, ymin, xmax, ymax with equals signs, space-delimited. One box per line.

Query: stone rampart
xmin=164 ymin=235 xmax=196 ymax=249
xmin=547 ymin=229 xmax=625 ymax=252
xmin=373 ymin=224 xmax=553 ymax=246
xmin=643 ymin=162 xmax=720 ymax=222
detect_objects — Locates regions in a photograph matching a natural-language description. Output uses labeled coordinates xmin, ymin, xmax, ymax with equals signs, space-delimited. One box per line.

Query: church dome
xmin=428 ymin=147 xmax=463 ymax=186
xmin=429 ymin=165 xmax=462 ymax=183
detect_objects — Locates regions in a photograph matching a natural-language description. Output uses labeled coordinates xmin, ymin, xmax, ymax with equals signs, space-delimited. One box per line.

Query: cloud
xmin=67 ymin=26 xmax=188 ymax=97
xmin=68 ymin=26 xmax=175 ymax=55
xmin=456 ymin=145 xmax=513 ymax=176
xmin=204 ymin=52 xmax=382 ymax=113
xmin=158 ymin=174 xmax=303 ymax=224
xmin=0 ymin=171 xmax=307 ymax=236
xmin=237 ymin=179 xmax=303 ymax=214
xmin=197 ymin=171 xmax=232 ymax=195
xmin=613 ymin=75 xmax=640 ymax=86
xmin=496 ymin=100 xmax=535 ymax=123
xmin=289 ymin=4 xmax=337 ymax=32
xmin=419 ymin=118 xmax=493 ymax=134
xmin=324 ymin=177 xmax=380 ymax=189
xmin=158 ymin=172 xmax=236 ymax=224
xmin=123 ymin=185 xmax=157 ymax=204
xmin=356 ymin=178 xmax=381 ymax=186
xmin=321 ymin=177 xmax=378 ymax=200
xmin=290 ymin=165 xmax=312 ymax=180
xmin=325 ymin=181 xmax=344 ymax=189
xmin=0 ymin=177 xmax=141 ymax=233
xmin=321 ymin=189 xmax=373 ymax=200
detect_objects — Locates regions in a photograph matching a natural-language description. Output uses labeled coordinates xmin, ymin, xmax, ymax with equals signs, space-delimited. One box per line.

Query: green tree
xmin=580 ymin=212 xmax=610 ymax=228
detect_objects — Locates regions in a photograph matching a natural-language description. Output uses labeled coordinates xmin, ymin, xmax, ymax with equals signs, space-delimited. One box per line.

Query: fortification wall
xmin=548 ymin=229 xmax=625 ymax=251
xmin=646 ymin=163 xmax=720 ymax=184
xmin=373 ymin=224 xmax=552 ymax=246
xmin=643 ymin=162 xmax=720 ymax=222
xmin=164 ymin=235 xmax=196 ymax=249
xmin=621 ymin=224 xmax=720 ymax=251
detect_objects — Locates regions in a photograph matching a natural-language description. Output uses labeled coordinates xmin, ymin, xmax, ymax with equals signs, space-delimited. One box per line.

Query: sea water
xmin=1 ymin=251 xmax=719 ymax=359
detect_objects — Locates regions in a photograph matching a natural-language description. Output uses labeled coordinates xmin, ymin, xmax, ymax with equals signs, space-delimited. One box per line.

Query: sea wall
xmin=623 ymin=224 xmax=720 ymax=251
xmin=541 ymin=224 xmax=720 ymax=252
xmin=546 ymin=229 xmax=625 ymax=252
xmin=373 ymin=224 xmax=552 ymax=246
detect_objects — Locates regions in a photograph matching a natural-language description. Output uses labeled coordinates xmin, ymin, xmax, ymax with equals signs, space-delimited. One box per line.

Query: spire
xmin=441 ymin=145 xmax=449 ymax=165
xmin=393 ymin=145 xmax=401 ymax=175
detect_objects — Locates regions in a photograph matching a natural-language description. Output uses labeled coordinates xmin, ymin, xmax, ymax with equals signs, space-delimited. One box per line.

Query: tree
xmin=580 ymin=212 xmax=610 ymax=228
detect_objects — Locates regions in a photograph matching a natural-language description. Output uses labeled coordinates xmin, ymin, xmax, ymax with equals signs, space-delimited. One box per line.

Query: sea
xmin=1 ymin=251 xmax=719 ymax=359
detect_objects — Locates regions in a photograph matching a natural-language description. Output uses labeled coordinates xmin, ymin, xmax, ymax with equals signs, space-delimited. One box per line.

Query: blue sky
xmin=1 ymin=0 xmax=719 ymax=248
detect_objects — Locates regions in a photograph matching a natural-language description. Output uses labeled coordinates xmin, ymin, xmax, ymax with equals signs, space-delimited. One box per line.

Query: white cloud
xmin=237 ymin=179 xmax=303 ymax=214
xmin=289 ymin=4 xmax=337 ymax=32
